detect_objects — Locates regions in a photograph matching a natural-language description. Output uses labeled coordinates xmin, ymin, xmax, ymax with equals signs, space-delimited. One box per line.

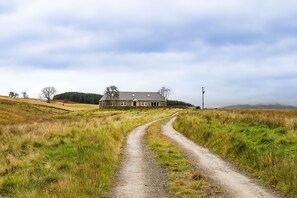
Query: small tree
xmin=104 ymin=86 xmax=119 ymax=107
xmin=105 ymin=85 xmax=119 ymax=100
xmin=22 ymin=91 xmax=29 ymax=99
xmin=40 ymin=87 xmax=57 ymax=103
xmin=9 ymin=91 xmax=19 ymax=98
xmin=9 ymin=92 xmax=14 ymax=97
xmin=159 ymin=86 xmax=171 ymax=100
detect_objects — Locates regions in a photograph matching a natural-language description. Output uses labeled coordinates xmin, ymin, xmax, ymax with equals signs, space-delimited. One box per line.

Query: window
xmin=120 ymin=101 xmax=127 ymax=106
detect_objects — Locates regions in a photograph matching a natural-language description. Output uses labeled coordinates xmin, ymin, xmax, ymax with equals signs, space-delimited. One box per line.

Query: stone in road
xmin=162 ymin=117 xmax=280 ymax=198
xmin=109 ymin=121 xmax=168 ymax=198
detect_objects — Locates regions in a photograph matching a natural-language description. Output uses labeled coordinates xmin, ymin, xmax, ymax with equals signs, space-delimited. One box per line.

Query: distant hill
xmin=223 ymin=104 xmax=297 ymax=109
xmin=167 ymin=100 xmax=194 ymax=107
xmin=0 ymin=96 xmax=68 ymax=124
xmin=54 ymin=92 xmax=103 ymax=104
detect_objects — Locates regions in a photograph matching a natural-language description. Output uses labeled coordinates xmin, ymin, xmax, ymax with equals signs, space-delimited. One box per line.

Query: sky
xmin=0 ymin=0 xmax=297 ymax=107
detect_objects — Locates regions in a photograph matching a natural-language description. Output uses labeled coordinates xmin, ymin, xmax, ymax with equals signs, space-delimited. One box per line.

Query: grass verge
xmin=174 ymin=110 xmax=297 ymax=197
xmin=146 ymin=120 xmax=223 ymax=197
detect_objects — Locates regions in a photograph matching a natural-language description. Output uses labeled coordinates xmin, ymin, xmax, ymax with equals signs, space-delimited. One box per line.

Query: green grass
xmin=174 ymin=109 xmax=297 ymax=197
xmin=146 ymin=120 xmax=223 ymax=197
xmin=0 ymin=97 xmax=178 ymax=197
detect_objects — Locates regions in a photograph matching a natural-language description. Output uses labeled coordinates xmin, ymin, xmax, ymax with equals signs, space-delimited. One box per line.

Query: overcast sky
xmin=0 ymin=0 xmax=297 ymax=107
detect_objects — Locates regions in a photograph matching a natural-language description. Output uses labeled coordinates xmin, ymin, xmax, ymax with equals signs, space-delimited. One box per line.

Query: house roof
xmin=99 ymin=91 xmax=165 ymax=101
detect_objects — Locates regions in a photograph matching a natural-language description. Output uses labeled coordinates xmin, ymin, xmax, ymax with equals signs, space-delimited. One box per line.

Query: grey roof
xmin=100 ymin=91 xmax=165 ymax=101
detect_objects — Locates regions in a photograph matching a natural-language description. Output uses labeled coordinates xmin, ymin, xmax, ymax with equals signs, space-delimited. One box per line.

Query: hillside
xmin=223 ymin=104 xmax=297 ymax=109
xmin=0 ymin=96 xmax=98 ymax=124
xmin=53 ymin=92 xmax=103 ymax=104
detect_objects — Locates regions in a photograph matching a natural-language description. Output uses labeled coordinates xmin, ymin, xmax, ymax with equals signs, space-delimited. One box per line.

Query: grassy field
xmin=0 ymin=96 xmax=98 ymax=125
xmin=0 ymin=96 xmax=177 ymax=197
xmin=174 ymin=109 xmax=297 ymax=197
xmin=146 ymin=120 xmax=223 ymax=197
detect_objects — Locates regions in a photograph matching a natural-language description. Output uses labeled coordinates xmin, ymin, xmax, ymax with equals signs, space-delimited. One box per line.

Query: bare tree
xmin=40 ymin=87 xmax=57 ymax=103
xmin=9 ymin=91 xmax=19 ymax=98
xmin=159 ymin=86 xmax=171 ymax=100
xmin=9 ymin=92 xmax=14 ymax=98
xmin=105 ymin=85 xmax=119 ymax=100
xmin=22 ymin=91 xmax=29 ymax=99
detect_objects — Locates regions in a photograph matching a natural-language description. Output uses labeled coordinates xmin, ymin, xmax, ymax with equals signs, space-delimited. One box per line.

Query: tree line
xmin=9 ymin=87 xmax=56 ymax=102
xmin=167 ymin=100 xmax=194 ymax=107
xmin=53 ymin=92 xmax=103 ymax=104
xmin=8 ymin=91 xmax=29 ymax=99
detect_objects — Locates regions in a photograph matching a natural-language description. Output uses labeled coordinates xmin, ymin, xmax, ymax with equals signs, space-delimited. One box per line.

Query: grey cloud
xmin=0 ymin=0 xmax=297 ymax=107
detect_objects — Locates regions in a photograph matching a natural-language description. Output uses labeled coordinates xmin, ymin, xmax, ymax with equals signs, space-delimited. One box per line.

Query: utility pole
xmin=202 ymin=87 xmax=205 ymax=109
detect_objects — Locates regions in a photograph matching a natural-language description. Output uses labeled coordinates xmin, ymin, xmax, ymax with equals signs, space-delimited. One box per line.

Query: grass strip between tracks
xmin=146 ymin=120 xmax=223 ymax=197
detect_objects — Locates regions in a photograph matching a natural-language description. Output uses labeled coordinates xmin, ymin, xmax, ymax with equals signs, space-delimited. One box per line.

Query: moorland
xmin=1 ymin=95 xmax=296 ymax=197
xmin=0 ymin=96 xmax=176 ymax=197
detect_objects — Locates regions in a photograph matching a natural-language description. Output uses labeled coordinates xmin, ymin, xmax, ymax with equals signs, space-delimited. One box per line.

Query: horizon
xmin=2 ymin=93 xmax=297 ymax=109
xmin=1 ymin=1 xmax=297 ymax=107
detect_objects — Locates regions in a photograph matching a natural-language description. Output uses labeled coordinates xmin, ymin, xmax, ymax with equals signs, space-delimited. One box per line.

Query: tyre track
xmin=109 ymin=120 xmax=168 ymax=198
xmin=162 ymin=117 xmax=280 ymax=198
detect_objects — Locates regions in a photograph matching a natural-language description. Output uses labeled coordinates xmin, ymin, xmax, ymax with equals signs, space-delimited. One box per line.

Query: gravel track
xmin=162 ymin=117 xmax=281 ymax=198
xmin=109 ymin=120 xmax=168 ymax=198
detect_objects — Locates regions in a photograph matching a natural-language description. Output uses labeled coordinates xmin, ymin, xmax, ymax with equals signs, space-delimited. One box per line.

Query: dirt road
xmin=109 ymin=121 xmax=168 ymax=198
xmin=162 ymin=117 xmax=279 ymax=198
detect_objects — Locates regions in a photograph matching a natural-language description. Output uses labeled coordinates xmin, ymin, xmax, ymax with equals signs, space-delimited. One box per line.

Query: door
xmin=133 ymin=101 xmax=137 ymax=106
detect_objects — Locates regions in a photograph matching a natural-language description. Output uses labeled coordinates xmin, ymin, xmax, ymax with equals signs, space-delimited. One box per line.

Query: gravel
xmin=109 ymin=121 xmax=168 ymax=198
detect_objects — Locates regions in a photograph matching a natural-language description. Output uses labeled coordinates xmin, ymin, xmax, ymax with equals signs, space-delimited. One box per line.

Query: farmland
xmin=174 ymin=109 xmax=297 ymax=197
xmin=0 ymin=96 xmax=176 ymax=197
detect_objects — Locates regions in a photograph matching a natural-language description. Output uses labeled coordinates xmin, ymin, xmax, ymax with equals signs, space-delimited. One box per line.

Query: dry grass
xmin=0 ymin=96 xmax=98 ymax=125
xmin=0 ymin=97 xmax=178 ymax=197
xmin=0 ymin=96 xmax=98 ymax=112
